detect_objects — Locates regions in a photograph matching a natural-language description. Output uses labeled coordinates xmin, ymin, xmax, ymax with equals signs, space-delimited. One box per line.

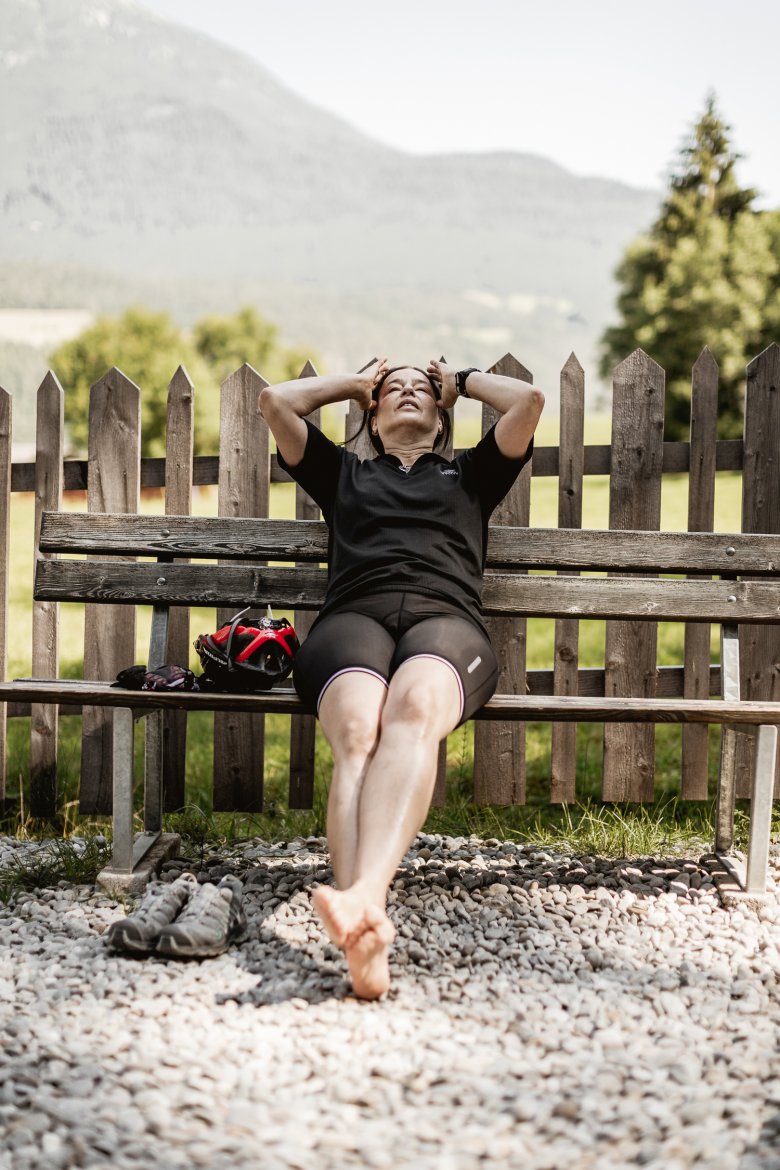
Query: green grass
xmin=1 ymin=411 xmax=757 ymax=865
xmin=0 ymin=834 xmax=113 ymax=902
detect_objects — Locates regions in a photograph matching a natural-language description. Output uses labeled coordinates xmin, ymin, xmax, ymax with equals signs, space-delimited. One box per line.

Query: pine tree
xmin=599 ymin=93 xmax=774 ymax=438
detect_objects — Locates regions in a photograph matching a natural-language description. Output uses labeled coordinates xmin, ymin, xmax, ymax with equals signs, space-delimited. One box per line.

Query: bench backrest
xmin=36 ymin=512 xmax=780 ymax=625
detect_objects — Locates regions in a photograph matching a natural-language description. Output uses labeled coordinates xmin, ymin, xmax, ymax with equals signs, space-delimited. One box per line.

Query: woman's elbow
xmin=259 ymin=385 xmax=281 ymax=418
xmin=529 ymin=387 xmax=545 ymax=420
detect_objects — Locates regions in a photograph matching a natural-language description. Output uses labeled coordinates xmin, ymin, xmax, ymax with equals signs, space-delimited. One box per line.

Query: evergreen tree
xmin=599 ymin=94 xmax=774 ymax=438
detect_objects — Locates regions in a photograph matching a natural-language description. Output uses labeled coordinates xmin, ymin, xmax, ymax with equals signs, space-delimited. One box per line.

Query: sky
xmin=139 ymin=0 xmax=780 ymax=208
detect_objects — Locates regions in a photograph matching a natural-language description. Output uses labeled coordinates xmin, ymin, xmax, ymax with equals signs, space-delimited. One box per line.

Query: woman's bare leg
xmin=314 ymin=657 xmax=461 ymax=998
xmin=317 ymin=671 xmax=388 ymax=889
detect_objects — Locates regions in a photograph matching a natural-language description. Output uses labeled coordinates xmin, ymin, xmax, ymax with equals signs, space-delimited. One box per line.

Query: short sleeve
xmin=276 ymin=419 xmax=344 ymax=519
xmin=455 ymin=423 xmax=534 ymax=516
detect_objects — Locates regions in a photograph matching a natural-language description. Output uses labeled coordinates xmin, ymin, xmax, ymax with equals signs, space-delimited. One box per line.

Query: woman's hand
xmin=354 ymin=356 xmax=389 ymax=412
xmin=427 ymin=359 xmax=457 ymax=410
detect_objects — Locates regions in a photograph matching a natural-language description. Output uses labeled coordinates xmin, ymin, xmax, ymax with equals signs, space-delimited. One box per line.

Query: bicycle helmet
xmin=194 ymin=607 xmax=299 ymax=691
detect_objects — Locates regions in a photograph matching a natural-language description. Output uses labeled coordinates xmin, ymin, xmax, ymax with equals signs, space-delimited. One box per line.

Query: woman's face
xmin=372 ymin=367 xmax=441 ymax=445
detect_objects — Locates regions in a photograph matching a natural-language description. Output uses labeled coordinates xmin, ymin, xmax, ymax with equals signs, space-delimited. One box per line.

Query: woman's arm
xmin=427 ymin=361 xmax=545 ymax=460
xmin=259 ymin=359 xmax=388 ymax=467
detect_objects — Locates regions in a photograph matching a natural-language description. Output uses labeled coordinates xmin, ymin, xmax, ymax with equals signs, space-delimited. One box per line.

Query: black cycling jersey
xmin=277 ymin=419 xmax=533 ymax=630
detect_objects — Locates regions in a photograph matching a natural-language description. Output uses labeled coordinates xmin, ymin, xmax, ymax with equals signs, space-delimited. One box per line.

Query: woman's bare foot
xmin=312 ymin=884 xmax=372 ymax=948
xmin=345 ymin=904 xmax=395 ymax=999
xmin=312 ymin=884 xmax=396 ymax=999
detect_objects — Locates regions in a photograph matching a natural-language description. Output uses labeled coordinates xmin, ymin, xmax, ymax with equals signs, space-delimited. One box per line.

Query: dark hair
xmin=346 ymin=365 xmax=451 ymax=455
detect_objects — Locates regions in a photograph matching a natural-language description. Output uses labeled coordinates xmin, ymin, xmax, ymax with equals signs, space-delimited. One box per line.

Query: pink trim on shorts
xmin=317 ymin=667 xmax=389 ymax=715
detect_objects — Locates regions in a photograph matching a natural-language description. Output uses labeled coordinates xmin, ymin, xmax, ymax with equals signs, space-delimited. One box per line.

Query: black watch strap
xmin=455 ymin=367 xmax=481 ymax=398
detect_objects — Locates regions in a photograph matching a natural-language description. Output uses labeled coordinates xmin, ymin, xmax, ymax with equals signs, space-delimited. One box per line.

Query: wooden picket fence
xmin=1 ymin=344 xmax=779 ymax=819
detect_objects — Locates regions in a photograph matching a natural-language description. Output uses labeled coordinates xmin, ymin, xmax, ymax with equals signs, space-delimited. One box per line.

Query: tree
xmin=760 ymin=208 xmax=780 ymax=345
xmin=51 ymin=307 xmax=219 ymax=457
xmin=51 ymin=305 xmax=318 ymax=457
xmin=599 ymin=93 xmax=776 ymax=438
xmin=192 ymin=306 xmax=315 ymax=388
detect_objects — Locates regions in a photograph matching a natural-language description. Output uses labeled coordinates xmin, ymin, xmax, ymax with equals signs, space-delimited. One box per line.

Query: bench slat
xmin=1 ymin=664 xmax=725 ymax=716
xmin=34 ymin=559 xmax=780 ymax=623
xmin=39 ymin=512 xmax=780 ymax=574
xmin=2 ymin=680 xmax=780 ymax=725
xmin=1 ymin=664 xmax=725 ymax=719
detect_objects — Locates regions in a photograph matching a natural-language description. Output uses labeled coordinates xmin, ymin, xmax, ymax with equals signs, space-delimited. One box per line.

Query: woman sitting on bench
xmin=260 ymin=358 xmax=544 ymax=998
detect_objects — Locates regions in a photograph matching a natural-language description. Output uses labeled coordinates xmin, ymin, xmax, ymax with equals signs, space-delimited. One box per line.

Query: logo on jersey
xmin=439 ymin=468 xmax=458 ymax=477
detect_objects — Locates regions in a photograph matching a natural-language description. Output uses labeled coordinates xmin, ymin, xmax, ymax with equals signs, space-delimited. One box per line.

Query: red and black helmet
xmin=194 ymin=608 xmax=299 ymax=691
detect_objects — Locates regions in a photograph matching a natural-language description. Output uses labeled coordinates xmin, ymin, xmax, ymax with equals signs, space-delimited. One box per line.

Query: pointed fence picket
xmin=682 ymin=348 xmax=719 ymax=799
xmin=213 ymin=364 xmax=269 ymax=812
xmin=162 ymin=366 xmax=195 ymax=812
xmin=1 ymin=344 xmax=779 ymax=819
xmin=31 ymin=372 xmax=64 ymax=817
xmin=288 ymin=360 xmax=319 ymax=810
xmin=550 ymin=354 xmax=584 ymax=803
xmin=81 ymin=369 xmax=141 ymax=815
xmin=472 ymin=353 xmax=533 ymax=805
xmin=735 ymin=344 xmax=780 ymax=798
xmin=602 ymin=350 xmax=665 ymax=802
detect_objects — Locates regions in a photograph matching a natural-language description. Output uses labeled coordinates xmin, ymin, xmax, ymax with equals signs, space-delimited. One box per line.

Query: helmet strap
xmin=223 ymin=606 xmax=250 ymax=670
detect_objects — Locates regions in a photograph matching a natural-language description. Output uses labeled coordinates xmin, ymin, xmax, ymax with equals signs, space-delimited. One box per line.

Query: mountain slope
xmin=0 ymin=0 xmax=660 ymax=397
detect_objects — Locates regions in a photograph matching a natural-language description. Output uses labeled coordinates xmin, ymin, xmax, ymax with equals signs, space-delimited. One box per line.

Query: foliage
xmin=50 ymin=306 xmax=219 ymax=458
xmin=192 ymin=305 xmax=314 ymax=388
xmin=0 ymin=836 xmax=112 ymax=903
xmin=50 ymin=305 xmax=317 ymax=457
xmin=599 ymin=93 xmax=779 ymax=439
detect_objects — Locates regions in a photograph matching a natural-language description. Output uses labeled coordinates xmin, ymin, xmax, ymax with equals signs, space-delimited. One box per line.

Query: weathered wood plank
xmin=3 ymin=678 xmax=780 ymax=725
xmin=551 ymin=353 xmax=584 ymax=802
xmin=10 ymin=436 xmax=747 ymax=494
xmin=289 ymin=361 xmax=319 ymax=810
xmin=30 ymin=373 xmax=64 ymax=817
xmin=35 ymin=560 xmax=780 ymax=623
xmin=682 ymin=349 xmax=719 ymax=798
xmin=433 ymin=369 xmax=457 ymax=808
xmin=40 ymin=513 xmax=780 ymax=575
xmin=214 ymin=364 xmax=269 ymax=812
xmin=736 ymin=343 xmax=780 ymax=798
xmin=4 ymin=664 xmax=725 ymax=718
xmin=603 ymin=350 xmax=665 ymax=801
xmin=344 ymin=357 xmax=379 ymax=461
xmin=81 ymin=369 xmax=141 ymax=815
xmin=473 ymin=354 xmax=533 ymax=805
xmin=0 ymin=384 xmax=10 ymax=799
xmin=162 ymin=366 xmax=195 ymax=812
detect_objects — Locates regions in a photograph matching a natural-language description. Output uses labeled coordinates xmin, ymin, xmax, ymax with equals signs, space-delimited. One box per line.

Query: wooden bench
xmin=1 ymin=510 xmax=779 ymax=898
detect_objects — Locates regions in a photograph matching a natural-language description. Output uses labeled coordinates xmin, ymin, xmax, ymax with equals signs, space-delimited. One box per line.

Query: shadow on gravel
xmin=213 ymin=865 xmax=355 ymax=1007
xmin=201 ymin=848 xmax=722 ymax=1007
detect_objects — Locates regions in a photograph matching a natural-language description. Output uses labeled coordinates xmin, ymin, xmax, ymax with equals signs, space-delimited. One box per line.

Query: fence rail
xmin=1 ymin=343 xmax=779 ymax=817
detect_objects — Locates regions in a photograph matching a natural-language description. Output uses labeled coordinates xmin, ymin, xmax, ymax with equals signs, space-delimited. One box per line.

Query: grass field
xmin=2 ymin=411 xmax=758 ymax=858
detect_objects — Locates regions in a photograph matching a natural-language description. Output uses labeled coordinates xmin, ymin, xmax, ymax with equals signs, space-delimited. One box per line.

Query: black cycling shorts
xmin=293 ymin=591 xmax=498 ymax=725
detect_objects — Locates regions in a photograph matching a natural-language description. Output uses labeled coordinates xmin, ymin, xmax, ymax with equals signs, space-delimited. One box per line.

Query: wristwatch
xmin=455 ymin=368 xmax=481 ymax=399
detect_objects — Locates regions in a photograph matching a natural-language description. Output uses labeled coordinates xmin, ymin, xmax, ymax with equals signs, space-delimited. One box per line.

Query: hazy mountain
xmin=1 ymin=0 xmax=660 ymax=409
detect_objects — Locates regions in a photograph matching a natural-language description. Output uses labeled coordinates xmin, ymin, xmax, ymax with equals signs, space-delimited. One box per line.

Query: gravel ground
xmin=1 ymin=833 xmax=780 ymax=1170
